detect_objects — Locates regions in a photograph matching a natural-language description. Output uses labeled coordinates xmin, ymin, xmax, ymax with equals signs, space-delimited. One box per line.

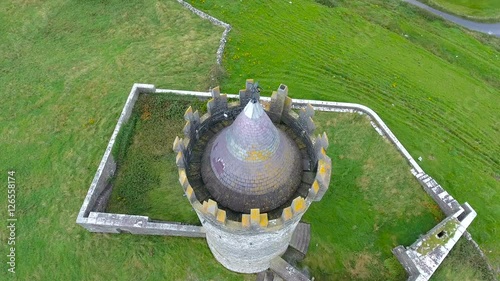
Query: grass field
xmin=0 ymin=0 xmax=499 ymax=280
xmin=191 ymin=0 xmax=500 ymax=276
xmin=107 ymin=93 xmax=493 ymax=280
xmin=419 ymin=0 xmax=500 ymax=22
xmin=0 ymin=1 xmax=229 ymax=280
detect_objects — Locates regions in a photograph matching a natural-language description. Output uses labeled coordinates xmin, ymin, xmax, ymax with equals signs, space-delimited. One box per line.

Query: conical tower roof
xmin=201 ymin=100 xmax=302 ymax=213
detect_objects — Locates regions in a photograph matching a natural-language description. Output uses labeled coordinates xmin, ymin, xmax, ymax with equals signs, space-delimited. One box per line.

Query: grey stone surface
xmin=270 ymin=257 xmax=310 ymax=281
xmin=393 ymin=246 xmax=422 ymax=281
xmin=85 ymin=212 xmax=205 ymax=237
xmin=256 ymin=270 xmax=276 ymax=281
xmin=298 ymin=104 xmax=316 ymax=135
xmin=201 ymin=101 xmax=303 ymax=213
xmin=268 ymin=84 xmax=288 ymax=123
xmin=288 ymin=222 xmax=311 ymax=258
xmin=199 ymin=209 xmax=303 ymax=273
xmin=393 ymin=205 xmax=477 ymax=280
xmin=207 ymin=87 xmax=228 ymax=115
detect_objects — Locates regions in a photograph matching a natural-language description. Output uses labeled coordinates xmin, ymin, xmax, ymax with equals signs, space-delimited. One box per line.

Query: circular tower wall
xmin=173 ymin=81 xmax=332 ymax=274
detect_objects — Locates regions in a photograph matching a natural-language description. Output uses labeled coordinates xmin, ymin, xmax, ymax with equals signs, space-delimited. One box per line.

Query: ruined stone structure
xmin=173 ymin=80 xmax=331 ymax=274
xmin=76 ymin=82 xmax=480 ymax=281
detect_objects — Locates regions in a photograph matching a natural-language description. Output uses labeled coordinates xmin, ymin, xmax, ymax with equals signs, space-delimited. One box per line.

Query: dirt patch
xmin=344 ymin=252 xmax=379 ymax=280
xmin=363 ymin=157 xmax=376 ymax=172
xmin=357 ymin=175 xmax=371 ymax=190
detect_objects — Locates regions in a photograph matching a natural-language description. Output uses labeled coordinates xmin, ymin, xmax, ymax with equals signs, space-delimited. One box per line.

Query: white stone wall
xmin=198 ymin=210 xmax=302 ymax=273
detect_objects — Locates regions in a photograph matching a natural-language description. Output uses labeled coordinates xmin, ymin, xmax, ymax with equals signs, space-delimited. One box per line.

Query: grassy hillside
xmin=0 ymin=1 xmax=231 ymax=280
xmin=191 ymin=0 xmax=500 ymax=275
xmin=419 ymin=0 xmax=500 ymax=22
xmin=0 ymin=0 xmax=498 ymax=280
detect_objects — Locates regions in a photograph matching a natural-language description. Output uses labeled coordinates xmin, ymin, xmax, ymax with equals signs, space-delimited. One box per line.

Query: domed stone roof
xmin=201 ymin=99 xmax=302 ymax=213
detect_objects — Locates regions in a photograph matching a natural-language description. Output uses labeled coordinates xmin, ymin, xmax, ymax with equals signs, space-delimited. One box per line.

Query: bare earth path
xmin=404 ymin=0 xmax=500 ymax=36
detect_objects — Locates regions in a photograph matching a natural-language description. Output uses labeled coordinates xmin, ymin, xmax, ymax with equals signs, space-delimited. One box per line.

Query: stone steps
xmin=289 ymin=222 xmax=311 ymax=256
xmin=270 ymin=257 xmax=310 ymax=281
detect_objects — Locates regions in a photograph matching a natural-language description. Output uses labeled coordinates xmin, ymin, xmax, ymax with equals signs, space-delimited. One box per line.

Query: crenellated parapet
xmin=176 ymin=167 xmax=311 ymax=232
xmin=207 ymin=86 xmax=228 ymax=115
xmin=173 ymin=80 xmax=332 ymax=233
xmin=268 ymin=84 xmax=290 ymax=122
xmin=239 ymin=79 xmax=260 ymax=106
xmin=298 ymin=104 xmax=316 ymax=135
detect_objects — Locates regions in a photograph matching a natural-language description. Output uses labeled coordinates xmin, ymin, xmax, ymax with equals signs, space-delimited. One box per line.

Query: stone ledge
xmin=82 ymin=212 xmax=205 ymax=237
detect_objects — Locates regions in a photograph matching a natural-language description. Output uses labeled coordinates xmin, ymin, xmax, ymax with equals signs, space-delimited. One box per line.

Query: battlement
xmin=173 ymin=80 xmax=332 ymax=232
xmin=175 ymin=159 xmax=322 ymax=232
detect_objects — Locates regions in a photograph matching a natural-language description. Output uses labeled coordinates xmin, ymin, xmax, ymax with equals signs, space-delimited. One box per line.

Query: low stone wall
xmin=393 ymin=204 xmax=477 ymax=280
xmin=77 ymin=84 xmax=483 ymax=281
xmin=84 ymin=212 xmax=205 ymax=237
xmin=177 ymin=0 xmax=231 ymax=65
xmin=414 ymin=172 xmax=462 ymax=216
xmin=76 ymin=84 xmax=154 ymax=220
xmin=76 ymin=84 xmax=205 ymax=237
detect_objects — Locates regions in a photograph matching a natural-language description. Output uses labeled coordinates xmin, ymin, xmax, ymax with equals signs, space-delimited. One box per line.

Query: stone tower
xmin=173 ymin=80 xmax=332 ymax=273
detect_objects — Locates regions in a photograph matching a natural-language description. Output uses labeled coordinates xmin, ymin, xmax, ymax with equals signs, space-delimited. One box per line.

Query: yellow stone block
xmin=185 ymin=185 xmax=194 ymax=200
xmin=292 ymin=197 xmax=306 ymax=214
xmin=178 ymin=169 xmax=188 ymax=189
xmin=176 ymin=151 xmax=184 ymax=166
xmin=282 ymin=207 xmax=293 ymax=221
xmin=216 ymin=210 xmax=226 ymax=224
xmin=242 ymin=214 xmax=250 ymax=228
xmin=250 ymin=208 xmax=260 ymax=225
xmin=320 ymin=147 xmax=327 ymax=158
xmin=172 ymin=136 xmax=180 ymax=152
xmin=312 ymin=180 xmax=320 ymax=194
xmin=183 ymin=121 xmax=191 ymax=133
xmin=178 ymin=168 xmax=186 ymax=177
xmin=259 ymin=214 xmax=268 ymax=227
xmin=318 ymin=159 xmax=328 ymax=175
xmin=206 ymin=199 xmax=218 ymax=216
xmin=184 ymin=106 xmax=193 ymax=119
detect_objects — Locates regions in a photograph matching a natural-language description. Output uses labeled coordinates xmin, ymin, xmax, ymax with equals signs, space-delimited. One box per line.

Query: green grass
xmin=107 ymin=94 xmax=207 ymax=225
xmin=1 ymin=0 xmax=499 ymax=279
xmin=108 ymin=93 xmax=493 ymax=280
xmin=419 ymin=0 xmax=500 ymax=22
xmin=191 ymin=0 xmax=500 ymax=276
xmin=301 ymin=112 xmax=444 ymax=280
xmin=432 ymin=239 xmax=496 ymax=280
xmin=0 ymin=1 xmax=236 ymax=280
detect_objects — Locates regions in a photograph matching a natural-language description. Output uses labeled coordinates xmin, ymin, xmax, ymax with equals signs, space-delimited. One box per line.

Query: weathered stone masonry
xmin=77 ymin=82 xmax=480 ymax=280
xmin=174 ymin=80 xmax=331 ymax=273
